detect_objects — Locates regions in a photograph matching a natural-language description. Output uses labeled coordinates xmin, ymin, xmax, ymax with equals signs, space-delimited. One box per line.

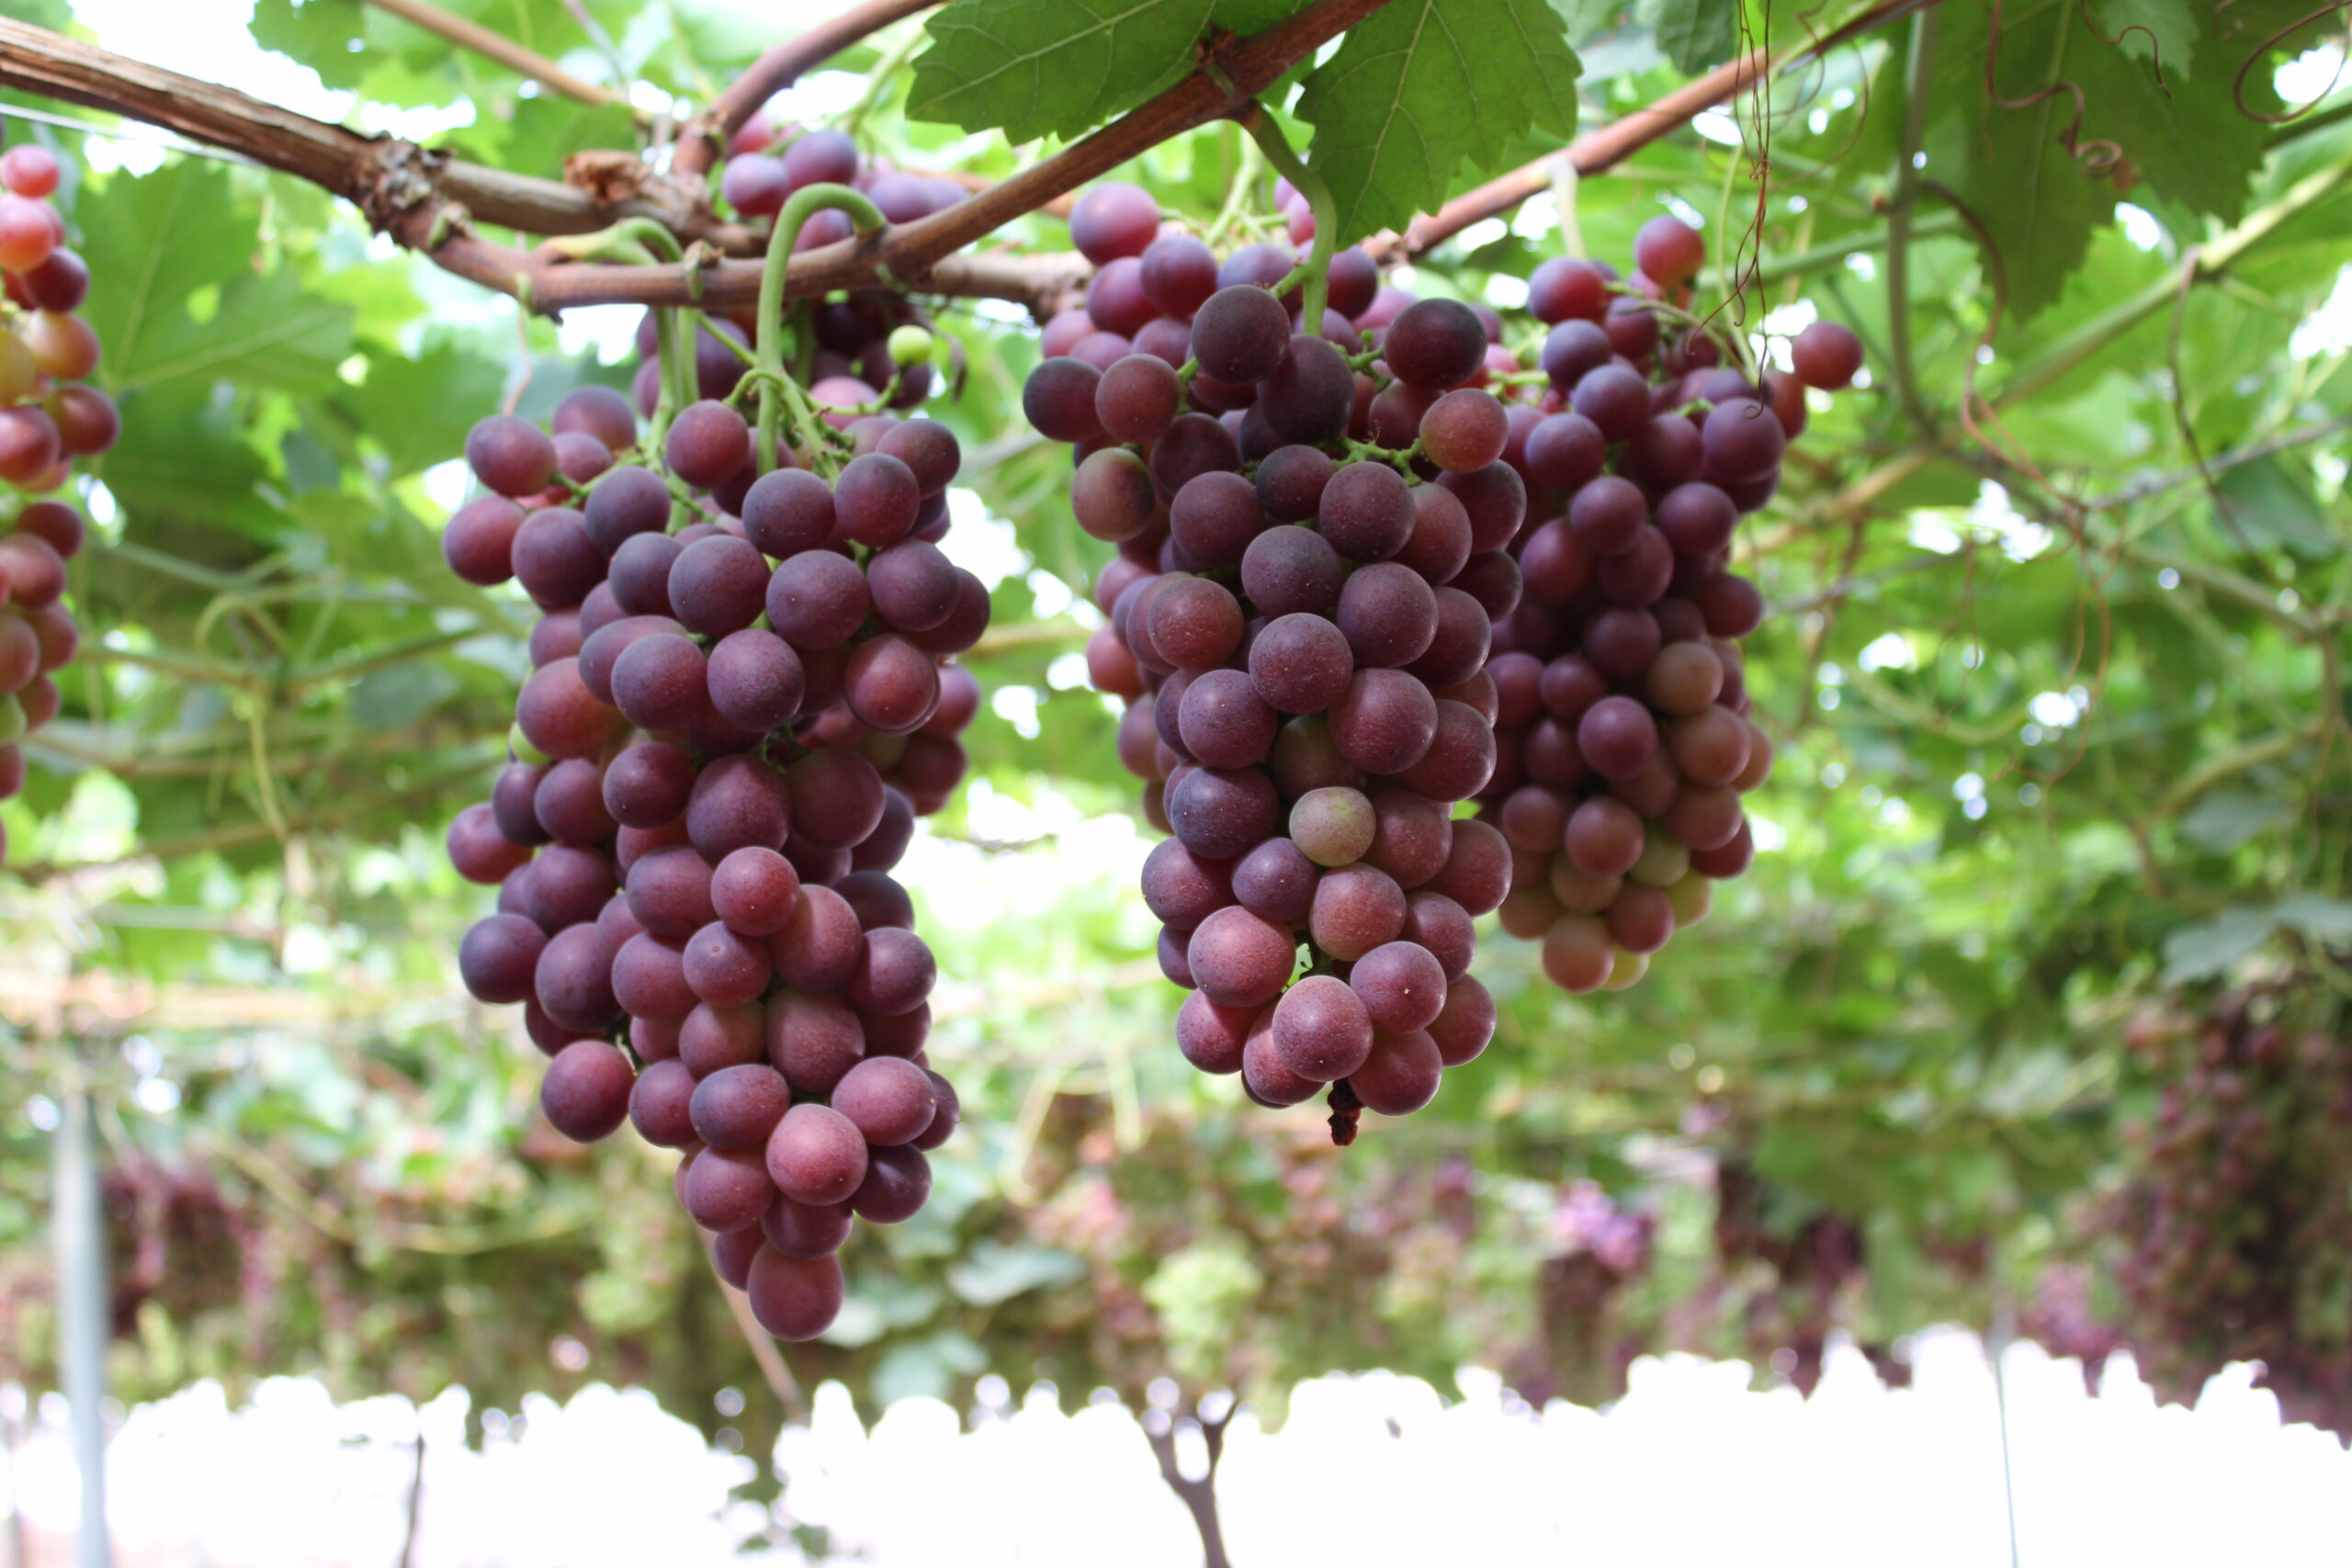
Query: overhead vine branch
xmin=357 ymin=0 xmax=635 ymax=114
xmin=1370 ymin=0 xmax=1945 ymax=263
xmin=0 ymin=0 xmax=1382 ymax=316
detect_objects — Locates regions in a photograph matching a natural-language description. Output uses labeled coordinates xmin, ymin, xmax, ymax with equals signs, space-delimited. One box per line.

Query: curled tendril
xmin=1984 ymin=0 xmax=2126 ymax=179
xmin=2233 ymin=1 xmax=2352 ymax=123
xmin=2079 ymin=0 xmax=2170 ymax=98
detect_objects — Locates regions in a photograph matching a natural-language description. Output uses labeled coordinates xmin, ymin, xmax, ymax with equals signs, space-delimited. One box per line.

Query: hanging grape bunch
xmin=1474 ymin=219 xmax=1863 ymax=994
xmin=1031 ymin=175 xmax=1514 ymax=1143
xmin=442 ymin=168 xmax=984 ymax=1344
xmin=2111 ymin=986 xmax=2352 ymax=1439
xmin=0 ymin=139 xmax=108 ymax=869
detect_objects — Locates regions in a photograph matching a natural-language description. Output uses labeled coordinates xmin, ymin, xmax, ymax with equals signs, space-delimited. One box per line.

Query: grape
xmin=1241 ymin=525 xmax=1344 ymax=617
xmin=1308 ymin=863 xmax=1407 ymax=962
xmin=1624 ymin=413 xmax=1704 ymax=491
xmin=1317 ymin=461 xmax=1415 ymax=562
xmin=1169 ymin=765 xmax=1280 ymax=861
xmin=763 ymin=1195 xmax=855 ymax=1261
xmin=609 ymin=533 xmax=684 ymax=617
xmin=767 ymin=988 xmax=867 ymax=1096
xmin=517 ymin=657 xmax=624 ymax=760
xmin=1384 ymin=299 xmax=1487 ymax=389
xmin=1241 ymin=1014 xmax=1321 ymax=1107
xmin=1140 ymin=231 xmax=1220 ymax=316
xmin=1185 ymin=905 xmax=1297 ymax=1008
xmin=1335 ymin=563 xmax=1438 ymax=669
xmin=845 ymin=635 xmax=942 ymax=733
xmin=1564 ymin=795 xmax=1646 ymax=878
xmin=1233 ymin=835 xmax=1320 ymax=923
xmin=1517 ymin=520 xmax=1594 ymax=606
xmin=1190 ymin=286 xmax=1292 ymax=385
xmin=1148 ymin=577 xmax=1246 ymax=671
xmin=846 ymin=927 xmax=936 ymax=1016
xmin=540 ymin=1041 xmax=634 ymax=1142
xmin=1540 ymin=913 xmax=1614 ymax=993
xmin=1694 ymin=572 xmax=1764 ymax=638
xmin=1645 ymin=641 xmax=1724 ymax=715
xmin=1242 ymin=613 xmax=1349 ymax=716
xmin=1351 ymin=941 xmax=1448 ymax=1032
xmin=851 ymin=1145 xmax=933 ymax=1223
xmin=1405 ymin=587 xmax=1489 ymax=689
xmin=1604 ymin=297 xmax=1660 ymax=360
xmin=1256 ymin=444 xmax=1336 ymax=523
xmin=1272 ymin=975 xmax=1374 ymax=1081
xmin=1351 ymin=1029 xmax=1442 ymax=1115
xmin=466 ymin=414 xmax=557 ymax=496
xmin=1634 ymin=216 xmax=1704 ymax=288
xmin=534 ymin=758 xmax=616 ymax=844
xmin=444 ymin=496 xmax=526 ymax=586
xmin=1527 ymin=257 xmax=1609 ymax=323
xmin=1096 ymin=353 xmax=1183 ymax=443
xmin=765 ymin=549 xmax=870 ymax=649
xmin=1401 ymin=891 xmax=1476 ymax=981
xmin=1262 ymin=334 xmax=1355 ymax=444
xmin=1792 ymin=321 xmax=1864 ymax=389
xmin=664 ymin=534 xmax=767 ymax=636
xmin=1597 ymin=526 xmax=1674 ymax=607
xmin=833 ymin=453 xmax=921 ymax=547
xmin=831 ymin=1056 xmax=937 ymax=1147
xmin=1395 ymin=484 xmax=1474 ymax=586
xmin=459 ymin=913 xmax=548 ymax=1004
xmin=707 ymin=628 xmax=806 ymax=734
xmin=1177 ymin=991 xmax=1256 ymax=1074
xmin=690 ymin=1064 xmax=793 ymax=1150
xmin=1583 ymin=607 xmax=1661 ymax=680
xmin=1023 ymin=357 xmax=1106 ymax=442
xmin=1170 ymin=470 xmax=1266 ymax=571
xmin=710 ymin=846 xmax=800 ymax=936
xmin=628 ymin=1059 xmax=699 ymax=1147
xmin=1569 ymin=366 xmax=1652 ymax=441
xmin=1179 ymin=668 xmax=1279 ymax=769
xmin=1541 ymin=321 xmax=1614 ymax=390
xmin=1151 ymin=412 xmax=1242 ymax=492
xmin=1419 ymin=389 xmax=1510 ymax=472
xmin=1291 ymin=785 xmax=1377 ymax=867
xmin=765 ymin=1101 xmax=869 ymax=1206
xmin=1668 ymin=705 xmax=1752 ymax=786
xmin=664 ymin=400 xmax=750 ymax=489
xmin=611 ymin=931 xmax=696 ymax=1021
xmin=1069 ymin=181 xmax=1159 ymax=265
xmin=1329 ymin=669 xmax=1438 ymax=775
xmin=1701 ymin=399 xmax=1785 ymax=481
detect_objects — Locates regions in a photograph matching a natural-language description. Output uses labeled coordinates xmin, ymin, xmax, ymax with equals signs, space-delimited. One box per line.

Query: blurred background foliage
xmin=0 ymin=0 xmax=2348 ymax=1481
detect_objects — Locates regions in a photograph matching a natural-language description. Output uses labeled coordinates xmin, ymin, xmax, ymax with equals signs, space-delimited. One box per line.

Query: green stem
xmin=838 ymin=24 xmax=925 ymax=140
xmin=755 ymin=183 xmax=888 ymax=478
xmin=587 ymin=218 xmax=696 ymax=448
xmin=1885 ymin=5 xmax=1939 ymax=434
xmin=1240 ymin=107 xmax=1336 ymax=335
xmin=1203 ymin=123 xmax=1262 ymax=250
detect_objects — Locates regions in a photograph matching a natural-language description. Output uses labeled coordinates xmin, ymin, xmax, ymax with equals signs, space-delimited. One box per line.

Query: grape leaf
xmin=1928 ymin=0 xmax=2278 ymax=320
xmin=906 ymin=0 xmax=1212 ymax=141
xmin=2095 ymin=0 xmax=2196 ymax=73
xmin=114 ymin=272 xmax=354 ymax=396
xmin=1294 ymin=0 xmax=1581 ymax=244
xmin=1642 ymin=0 xmax=1736 ymax=73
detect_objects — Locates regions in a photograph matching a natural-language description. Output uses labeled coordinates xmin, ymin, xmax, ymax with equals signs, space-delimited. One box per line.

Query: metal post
xmin=51 ymin=1086 xmax=110 ymax=1568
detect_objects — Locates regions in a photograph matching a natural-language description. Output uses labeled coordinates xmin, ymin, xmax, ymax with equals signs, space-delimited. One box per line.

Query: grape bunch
xmin=1030 ymin=182 xmax=1518 ymax=1140
xmin=1471 ymin=219 xmax=1864 ymax=994
xmin=441 ymin=308 xmax=984 ymax=1343
xmin=0 ymin=140 xmax=107 ymax=869
xmin=2109 ymin=987 xmax=2352 ymax=1439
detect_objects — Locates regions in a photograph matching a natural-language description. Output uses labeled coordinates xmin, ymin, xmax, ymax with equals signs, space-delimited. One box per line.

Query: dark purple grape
xmin=1240 ymin=525 xmax=1344 ymax=617
xmin=1317 ymin=460 xmax=1414 ymax=562
xmin=1186 ymin=905 xmax=1297 ymax=1008
xmin=1336 ymin=562 xmax=1438 ymax=669
xmin=1528 ymin=257 xmax=1609 ymax=323
xmin=1363 ymin=790 xmax=1453 ymax=889
xmin=1169 ymin=766 xmax=1280 ymax=860
xmin=1351 ymin=1029 xmax=1442 ymax=1116
xmin=691 ymin=1064 xmax=792 ymax=1149
xmin=1792 ymin=321 xmax=1863 ymax=389
xmin=850 ymin=1144 xmax=932 ymax=1224
xmin=516 ymin=657 xmax=624 ymax=761
xmin=665 ymin=400 xmax=750 ymax=488
xmin=1418 ymin=389 xmax=1509 ymax=472
xmin=1190 ymin=286 xmax=1292 ymax=385
xmin=1150 ymin=412 xmax=1240 ymax=492
xmin=467 ymin=414 xmax=557 ymax=497
xmin=1170 ymin=470 xmax=1266 ymax=572
xmin=1435 ymin=462 xmax=1525 ymax=555
xmin=1426 ymin=818 xmax=1510 ymax=916
xmin=1232 ymin=835 xmax=1318 ymax=923
xmin=765 ymin=549 xmax=870 ymax=649
xmin=1069 ymin=181 xmax=1159 ymax=265
xmin=459 ymin=913 xmax=547 ymax=1004
xmin=1570 ymin=365 xmax=1652 ymax=441
xmin=1256 ymin=444 xmax=1335 ymax=523
xmin=1179 ymin=667 xmax=1279 ymax=769
xmin=763 ymin=1195 xmax=854 ymax=1260
xmin=1248 ymin=612 xmax=1353 ymax=715
xmin=1025 ymin=357 xmax=1107 ymax=442
xmin=1329 ymin=669 xmax=1438 ymax=775
xmin=1148 ymin=576 xmax=1245 ymax=671
xmin=535 ymin=923 xmax=621 ymax=1032
xmin=1694 ymin=572 xmax=1764 ymax=637
xmin=745 ymin=1246 xmax=844 ymax=1340
xmin=1308 ymin=863 xmax=1406 ymax=961
xmin=832 ymin=1056 xmax=937 ymax=1146
xmin=1261 ymin=333 xmax=1353 ymax=444
xmin=766 ymin=1102 xmax=869 ymax=1207
xmin=610 ymin=633 xmax=710 ymax=733
xmin=784 ymin=748 xmax=887 ymax=850
xmin=511 ymin=508 xmax=604 ymax=608
xmin=845 ymin=926 xmax=936 ymax=1018
xmin=443 ymin=496 xmax=525 ymax=586
xmin=1071 ymin=447 xmax=1158 ymax=542
xmin=1567 ymin=475 xmax=1649 ymax=556
xmin=541 ymin=1040 xmax=633 ymax=1142
xmin=669 ymin=534 xmax=770 ymax=637
xmin=1428 ymin=975 xmax=1495 ymax=1066
xmin=1272 ymin=975 xmax=1374 ymax=1081
xmin=1396 ymin=484 xmax=1473 ymax=586
xmin=1351 ymin=941 xmax=1447 ymax=1032
xmin=1701 ymin=399 xmax=1785 ymax=481
xmin=1176 ymin=991 xmax=1254 ymax=1074
xmin=1384 ymin=299 xmax=1486 ymax=389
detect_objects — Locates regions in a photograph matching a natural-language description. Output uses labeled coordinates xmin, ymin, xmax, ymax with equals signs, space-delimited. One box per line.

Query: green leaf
xmin=1295 ymin=0 xmax=1581 ymax=245
xmin=346 ymin=344 xmax=508 ymax=480
xmin=2213 ymin=457 xmax=2340 ymax=557
xmin=250 ymin=0 xmax=370 ymax=90
xmin=78 ymin=163 xmax=259 ymax=389
xmin=2177 ymin=790 xmax=2292 ymax=852
xmin=945 ymin=1240 xmax=1087 ymax=1305
xmin=907 ymin=0 xmax=1208 ymax=141
xmin=1642 ymin=0 xmax=1736 ymax=73
xmin=112 ymin=271 xmax=354 ymax=395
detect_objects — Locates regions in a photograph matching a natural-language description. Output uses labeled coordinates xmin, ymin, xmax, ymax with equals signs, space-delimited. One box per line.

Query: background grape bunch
xmin=2107 ymin=984 xmax=2352 ymax=1437
xmin=1031 ymin=181 xmax=1518 ymax=1140
xmin=1464 ymin=219 xmax=1863 ymax=994
xmin=0 ymin=139 xmax=108 ymax=869
xmin=442 ymin=172 xmax=985 ymax=1341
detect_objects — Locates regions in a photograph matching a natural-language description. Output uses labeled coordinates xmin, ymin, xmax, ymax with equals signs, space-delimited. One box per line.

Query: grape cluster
xmin=2109 ymin=987 xmax=2352 ymax=1438
xmin=1528 ymin=1179 xmax=1657 ymax=1405
xmin=1031 ymin=183 xmax=1516 ymax=1138
xmin=442 ymin=307 xmax=983 ymax=1343
xmin=0 ymin=141 xmax=107 ymax=868
xmin=1472 ymin=219 xmax=1863 ymax=994
xmin=1711 ymin=1156 xmax=1864 ymax=1396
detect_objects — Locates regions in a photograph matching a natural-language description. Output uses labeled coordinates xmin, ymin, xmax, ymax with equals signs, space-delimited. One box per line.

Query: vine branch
xmin=358 ymin=0 xmax=633 ymax=114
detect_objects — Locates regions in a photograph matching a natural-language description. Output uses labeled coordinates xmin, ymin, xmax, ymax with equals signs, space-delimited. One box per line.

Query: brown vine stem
xmin=1370 ymin=0 xmax=1946 ymax=263
xmin=0 ymin=0 xmax=1379 ymax=314
xmin=673 ymin=0 xmax=940 ymax=177
xmin=358 ymin=0 xmax=632 ymax=114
